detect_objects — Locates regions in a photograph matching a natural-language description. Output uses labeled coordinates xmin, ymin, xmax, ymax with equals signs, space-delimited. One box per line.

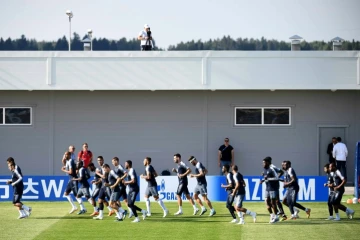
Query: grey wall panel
xmin=0 ymin=90 xmax=359 ymax=183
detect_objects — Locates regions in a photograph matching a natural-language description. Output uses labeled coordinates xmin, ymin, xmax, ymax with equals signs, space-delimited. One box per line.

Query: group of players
xmin=5 ymin=151 xmax=356 ymax=223
xmin=59 ymin=152 xmax=217 ymax=222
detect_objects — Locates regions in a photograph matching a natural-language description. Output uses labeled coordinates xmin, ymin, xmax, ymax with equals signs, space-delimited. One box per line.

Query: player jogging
xmin=172 ymin=153 xmax=199 ymax=216
xmin=188 ymin=156 xmax=216 ymax=216
xmin=140 ymin=157 xmax=168 ymax=217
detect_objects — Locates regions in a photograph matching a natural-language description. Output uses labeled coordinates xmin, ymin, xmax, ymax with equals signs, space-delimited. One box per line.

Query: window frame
xmin=234 ymin=107 xmax=291 ymax=126
xmin=0 ymin=107 xmax=32 ymax=126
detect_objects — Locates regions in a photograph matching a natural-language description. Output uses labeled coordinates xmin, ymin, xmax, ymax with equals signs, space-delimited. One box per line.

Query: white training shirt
xmin=138 ymin=30 xmax=153 ymax=46
xmin=332 ymin=142 xmax=348 ymax=161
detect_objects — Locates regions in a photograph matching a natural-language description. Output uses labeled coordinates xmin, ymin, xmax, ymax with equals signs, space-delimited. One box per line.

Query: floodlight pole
xmin=66 ymin=10 xmax=73 ymax=51
xmin=69 ymin=17 xmax=71 ymax=51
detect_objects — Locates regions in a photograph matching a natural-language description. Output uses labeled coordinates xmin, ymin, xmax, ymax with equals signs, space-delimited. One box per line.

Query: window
xmin=235 ymin=108 xmax=262 ymax=125
xmin=0 ymin=107 xmax=32 ymax=125
xmin=264 ymin=108 xmax=290 ymax=125
xmin=235 ymin=107 xmax=291 ymax=126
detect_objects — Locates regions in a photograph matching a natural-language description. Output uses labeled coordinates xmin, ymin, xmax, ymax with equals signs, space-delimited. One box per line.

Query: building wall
xmin=0 ymin=90 xmax=359 ymax=182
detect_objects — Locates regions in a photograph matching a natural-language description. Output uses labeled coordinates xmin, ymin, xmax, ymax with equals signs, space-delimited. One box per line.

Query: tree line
xmin=1 ymin=34 xmax=360 ymax=51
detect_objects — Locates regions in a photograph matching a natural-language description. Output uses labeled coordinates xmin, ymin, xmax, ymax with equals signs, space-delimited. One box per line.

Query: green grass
xmin=1 ymin=198 xmax=360 ymax=240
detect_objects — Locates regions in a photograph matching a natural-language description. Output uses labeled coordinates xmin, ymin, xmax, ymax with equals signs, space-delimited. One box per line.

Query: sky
xmin=1 ymin=0 xmax=360 ymax=49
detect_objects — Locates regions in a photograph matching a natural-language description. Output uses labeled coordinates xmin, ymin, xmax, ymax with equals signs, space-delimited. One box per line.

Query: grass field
xmin=1 ymin=198 xmax=360 ymax=240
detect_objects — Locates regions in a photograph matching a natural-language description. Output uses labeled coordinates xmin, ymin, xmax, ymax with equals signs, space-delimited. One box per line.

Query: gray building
xmin=0 ymin=51 xmax=359 ymax=183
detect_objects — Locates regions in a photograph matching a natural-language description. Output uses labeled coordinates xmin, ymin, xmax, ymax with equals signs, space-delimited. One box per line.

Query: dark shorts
xmin=110 ymin=191 xmax=120 ymax=202
xmin=226 ymin=191 xmax=235 ymax=208
xmin=234 ymin=194 xmax=245 ymax=208
xmin=91 ymin=187 xmax=101 ymax=199
xmin=65 ymin=180 xmax=78 ymax=195
xmin=119 ymin=186 xmax=127 ymax=200
xmin=285 ymin=188 xmax=297 ymax=203
xmin=265 ymin=190 xmax=279 ymax=200
xmin=331 ymin=190 xmax=344 ymax=205
xmin=176 ymin=184 xmax=190 ymax=196
xmin=13 ymin=193 xmax=22 ymax=204
xmin=77 ymin=187 xmax=90 ymax=198
xmin=98 ymin=187 xmax=111 ymax=201
xmin=194 ymin=184 xmax=207 ymax=195
xmin=145 ymin=186 xmax=158 ymax=197
xmin=128 ymin=190 xmax=139 ymax=206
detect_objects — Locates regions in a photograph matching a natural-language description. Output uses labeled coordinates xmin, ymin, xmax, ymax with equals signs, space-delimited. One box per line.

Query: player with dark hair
xmin=261 ymin=157 xmax=279 ymax=223
xmin=6 ymin=157 xmax=32 ymax=216
xmin=324 ymin=163 xmax=336 ymax=220
xmin=6 ymin=161 xmax=29 ymax=219
xmin=102 ymin=163 xmax=126 ymax=222
xmin=281 ymin=161 xmax=310 ymax=219
xmin=263 ymin=156 xmax=287 ymax=221
xmin=221 ymin=164 xmax=238 ymax=223
xmin=140 ymin=157 xmax=168 ymax=217
xmin=61 ymin=152 xmax=79 ymax=214
xmin=281 ymin=161 xmax=311 ymax=219
xmin=111 ymin=157 xmax=129 ymax=219
xmin=93 ymin=163 xmax=114 ymax=220
xmin=232 ymin=165 xmax=256 ymax=224
xmin=88 ymin=160 xmax=101 ymax=216
xmin=172 ymin=153 xmax=198 ymax=215
xmin=73 ymin=160 xmax=93 ymax=215
xmin=124 ymin=160 xmax=147 ymax=223
xmin=329 ymin=163 xmax=355 ymax=221
xmin=189 ymin=156 xmax=216 ymax=216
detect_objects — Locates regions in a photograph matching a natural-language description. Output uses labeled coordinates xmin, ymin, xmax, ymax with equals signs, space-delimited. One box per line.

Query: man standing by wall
xmin=78 ymin=143 xmax=93 ymax=169
xmin=218 ymin=138 xmax=234 ymax=175
xmin=327 ymin=137 xmax=336 ymax=163
xmin=332 ymin=137 xmax=348 ymax=179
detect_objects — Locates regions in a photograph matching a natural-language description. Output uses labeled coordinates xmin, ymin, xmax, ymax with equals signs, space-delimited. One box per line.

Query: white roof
xmin=331 ymin=37 xmax=344 ymax=42
xmin=0 ymin=51 xmax=359 ymax=90
xmin=289 ymin=35 xmax=303 ymax=40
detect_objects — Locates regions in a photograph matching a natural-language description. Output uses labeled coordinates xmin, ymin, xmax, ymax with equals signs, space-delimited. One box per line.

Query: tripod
xmin=142 ymin=31 xmax=152 ymax=51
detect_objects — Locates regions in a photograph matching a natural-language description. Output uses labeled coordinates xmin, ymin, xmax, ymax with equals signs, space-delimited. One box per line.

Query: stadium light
xmin=66 ymin=10 xmax=73 ymax=51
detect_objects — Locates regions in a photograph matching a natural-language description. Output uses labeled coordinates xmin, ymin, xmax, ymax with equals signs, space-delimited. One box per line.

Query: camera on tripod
xmin=146 ymin=28 xmax=152 ymax=39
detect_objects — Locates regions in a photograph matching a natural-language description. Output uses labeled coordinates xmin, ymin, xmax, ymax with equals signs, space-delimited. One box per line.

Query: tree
xmin=0 ymin=38 xmax=4 ymax=50
xmin=1 ymin=34 xmax=359 ymax=51
xmin=55 ymin=36 xmax=68 ymax=51
xmin=70 ymin=33 xmax=83 ymax=51
xmin=16 ymin=35 xmax=28 ymax=50
xmin=4 ymin=37 xmax=14 ymax=50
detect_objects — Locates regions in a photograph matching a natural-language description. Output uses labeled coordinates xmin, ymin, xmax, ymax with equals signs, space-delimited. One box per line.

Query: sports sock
xmin=145 ymin=198 xmax=151 ymax=213
xmin=22 ymin=205 xmax=30 ymax=211
xmin=116 ymin=210 xmax=122 ymax=218
xmin=119 ymin=207 xmax=125 ymax=213
xmin=157 ymin=199 xmax=167 ymax=211
xmin=76 ymin=198 xmax=85 ymax=210
xmin=179 ymin=206 xmax=182 ymax=212
xmin=192 ymin=205 xmax=197 ymax=210
xmin=65 ymin=195 xmax=76 ymax=208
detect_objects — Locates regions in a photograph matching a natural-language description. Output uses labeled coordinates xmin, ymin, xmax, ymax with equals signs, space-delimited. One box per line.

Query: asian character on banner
xmin=0 ymin=179 xmax=10 ymax=199
xmin=23 ymin=178 xmax=39 ymax=199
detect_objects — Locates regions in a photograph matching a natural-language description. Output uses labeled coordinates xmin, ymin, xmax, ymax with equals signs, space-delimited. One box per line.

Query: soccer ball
xmin=346 ymin=199 xmax=352 ymax=204
xmin=353 ymin=198 xmax=358 ymax=204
